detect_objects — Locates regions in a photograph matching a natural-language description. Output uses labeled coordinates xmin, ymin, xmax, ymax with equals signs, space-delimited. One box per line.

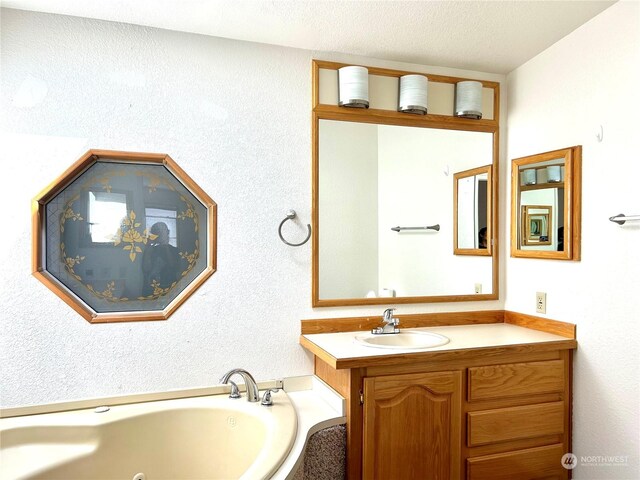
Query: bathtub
xmin=0 ymin=391 xmax=297 ymax=480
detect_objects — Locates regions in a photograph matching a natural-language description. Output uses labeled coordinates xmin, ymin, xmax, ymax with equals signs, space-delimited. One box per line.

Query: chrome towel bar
xmin=391 ymin=224 xmax=440 ymax=232
xmin=609 ymin=213 xmax=640 ymax=225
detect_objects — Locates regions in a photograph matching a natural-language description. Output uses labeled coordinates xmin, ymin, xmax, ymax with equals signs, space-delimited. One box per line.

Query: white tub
xmin=0 ymin=391 xmax=297 ymax=480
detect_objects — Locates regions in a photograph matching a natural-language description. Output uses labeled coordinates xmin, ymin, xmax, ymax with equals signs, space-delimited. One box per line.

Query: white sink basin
xmin=354 ymin=331 xmax=450 ymax=349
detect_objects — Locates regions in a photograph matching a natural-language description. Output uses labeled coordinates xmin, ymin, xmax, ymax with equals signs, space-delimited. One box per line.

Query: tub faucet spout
xmin=220 ymin=369 xmax=260 ymax=402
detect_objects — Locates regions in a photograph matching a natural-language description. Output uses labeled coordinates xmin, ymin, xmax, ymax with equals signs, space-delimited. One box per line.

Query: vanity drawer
xmin=468 ymin=360 xmax=564 ymax=401
xmin=467 ymin=401 xmax=564 ymax=447
xmin=467 ymin=443 xmax=567 ymax=480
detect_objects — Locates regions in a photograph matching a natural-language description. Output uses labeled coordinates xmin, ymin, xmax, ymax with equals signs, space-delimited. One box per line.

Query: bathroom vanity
xmin=300 ymin=311 xmax=576 ymax=479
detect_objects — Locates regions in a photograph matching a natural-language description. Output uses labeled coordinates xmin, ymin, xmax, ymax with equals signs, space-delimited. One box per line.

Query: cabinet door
xmin=363 ymin=371 xmax=462 ymax=480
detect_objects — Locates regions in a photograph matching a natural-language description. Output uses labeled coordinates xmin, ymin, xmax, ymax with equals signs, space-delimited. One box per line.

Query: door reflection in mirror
xmin=454 ymin=165 xmax=492 ymax=255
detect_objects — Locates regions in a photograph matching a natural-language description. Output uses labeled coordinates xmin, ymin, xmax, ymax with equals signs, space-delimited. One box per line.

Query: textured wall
xmin=0 ymin=9 xmax=505 ymax=407
xmin=506 ymin=2 xmax=640 ymax=478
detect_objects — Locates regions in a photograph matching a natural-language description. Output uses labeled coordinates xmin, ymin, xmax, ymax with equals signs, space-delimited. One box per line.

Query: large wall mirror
xmin=313 ymin=118 xmax=498 ymax=306
xmin=510 ymin=146 xmax=581 ymax=260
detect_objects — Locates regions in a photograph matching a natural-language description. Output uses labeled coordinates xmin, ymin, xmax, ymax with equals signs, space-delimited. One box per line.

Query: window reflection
xmin=88 ymin=191 xmax=127 ymax=243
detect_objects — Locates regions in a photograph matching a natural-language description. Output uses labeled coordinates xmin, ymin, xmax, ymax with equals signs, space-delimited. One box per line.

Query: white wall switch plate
xmin=536 ymin=292 xmax=547 ymax=314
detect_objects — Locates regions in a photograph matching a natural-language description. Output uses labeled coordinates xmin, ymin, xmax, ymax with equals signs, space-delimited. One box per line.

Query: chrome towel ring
xmin=278 ymin=210 xmax=311 ymax=247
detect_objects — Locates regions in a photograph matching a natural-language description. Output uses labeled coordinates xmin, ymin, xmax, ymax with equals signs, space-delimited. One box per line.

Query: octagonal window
xmin=33 ymin=150 xmax=216 ymax=323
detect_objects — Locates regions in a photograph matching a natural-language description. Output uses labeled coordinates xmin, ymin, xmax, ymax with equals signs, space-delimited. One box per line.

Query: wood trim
xmin=301 ymin=310 xmax=505 ymax=334
xmin=504 ymin=311 xmax=576 ymax=339
xmin=491 ymin=129 xmax=500 ymax=297
xmin=300 ymin=335 xmax=339 ymax=369
xmin=332 ymin=341 xmax=576 ymax=370
xmin=311 ymin=111 xmax=320 ymax=307
xmin=312 ymin=59 xmax=320 ymax=110
xmin=521 ymin=181 xmax=565 ymax=192
xmin=366 ymin=350 xmax=562 ymax=378
xmin=313 ymin=59 xmax=500 ymax=89
xmin=32 ymin=150 xmax=96 ymax=204
xmin=313 ymin=293 xmax=499 ymax=307
xmin=315 ymin=356 xmax=350 ymax=397
xmin=492 ymin=82 xmax=500 ymax=127
xmin=31 ymin=199 xmax=44 ymax=275
xmin=313 ymin=104 xmax=497 ymax=131
xmin=563 ymin=349 xmax=573 ymax=471
xmin=32 ymin=270 xmax=95 ymax=322
xmin=571 ymin=145 xmax=582 ymax=261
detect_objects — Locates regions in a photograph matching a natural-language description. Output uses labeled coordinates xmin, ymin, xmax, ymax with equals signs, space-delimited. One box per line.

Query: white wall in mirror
xmin=318 ymin=121 xmax=379 ymax=298
xmin=318 ymin=119 xmax=493 ymax=299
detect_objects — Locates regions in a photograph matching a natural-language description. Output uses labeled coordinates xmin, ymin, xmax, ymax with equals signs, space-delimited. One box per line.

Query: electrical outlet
xmin=536 ymin=292 xmax=547 ymax=314
xmin=474 ymin=283 xmax=482 ymax=294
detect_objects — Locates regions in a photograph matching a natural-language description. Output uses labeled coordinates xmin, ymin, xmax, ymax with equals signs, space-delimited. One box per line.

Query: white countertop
xmin=303 ymin=323 xmax=574 ymax=363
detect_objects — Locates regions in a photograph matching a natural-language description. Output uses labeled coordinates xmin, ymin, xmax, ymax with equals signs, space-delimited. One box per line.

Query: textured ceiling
xmin=1 ymin=0 xmax=616 ymax=73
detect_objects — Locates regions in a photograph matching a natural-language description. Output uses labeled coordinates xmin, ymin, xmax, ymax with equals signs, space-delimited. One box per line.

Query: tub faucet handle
xmin=260 ymin=389 xmax=280 ymax=406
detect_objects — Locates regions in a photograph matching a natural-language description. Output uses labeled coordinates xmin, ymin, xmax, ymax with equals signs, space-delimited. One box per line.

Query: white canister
xmin=523 ymin=169 xmax=537 ymax=185
xmin=455 ymin=81 xmax=483 ymax=119
xmin=338 ymin=66 xmax=369 ymax=108
xmin=547 ymin=165 xmax=562 ymax=183
xmin=398 ymin=74 xmax=428 ymax=115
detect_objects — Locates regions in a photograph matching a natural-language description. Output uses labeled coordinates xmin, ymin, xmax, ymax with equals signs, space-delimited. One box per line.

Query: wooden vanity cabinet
xmin=315 ymin=349 xmax=573 ymax=480
xmin=363 ymin=371 xmax=462 ymax=479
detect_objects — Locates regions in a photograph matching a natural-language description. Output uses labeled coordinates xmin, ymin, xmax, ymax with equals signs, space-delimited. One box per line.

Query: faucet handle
xmin=227 ymin=380 xmax=241 ymax=399
xmin=260 ymin=389 xmax=280 ymax=406
xmin=383 ymin=308 xmax=397 ymax=323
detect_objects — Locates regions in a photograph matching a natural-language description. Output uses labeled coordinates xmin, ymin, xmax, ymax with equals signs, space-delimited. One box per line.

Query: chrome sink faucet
xmin=372 ymin=308 xmax=400 ymax=335
xmin=220 ymin=368 xmax=260 ymax=402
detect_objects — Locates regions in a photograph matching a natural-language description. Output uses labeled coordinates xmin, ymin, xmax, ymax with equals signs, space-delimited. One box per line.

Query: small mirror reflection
xmin=454 ymin=166 xmax=491 ymax=254
xmin=517 ymin=160 xmax=564 ymax=251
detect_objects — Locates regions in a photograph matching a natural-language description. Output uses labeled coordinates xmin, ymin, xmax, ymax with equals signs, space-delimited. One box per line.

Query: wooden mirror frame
xmin=453 ymin=165 xmax=492 ymax=256
xmin=32 ymin=150 xmax=217 ymax=323
xmin=510 ymin=146 xmax=581 ymax=260
xmin=311 ymin=60 xmax=500 ymax=307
